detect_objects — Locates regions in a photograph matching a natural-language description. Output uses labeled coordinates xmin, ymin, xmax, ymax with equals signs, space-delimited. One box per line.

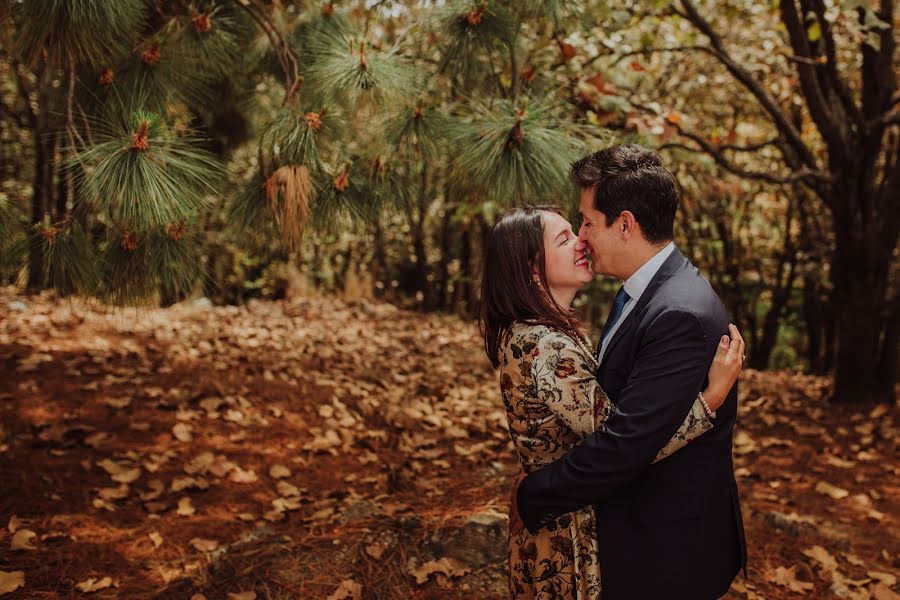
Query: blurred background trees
xmin=0 ymin=0 xmax=896 ymax=403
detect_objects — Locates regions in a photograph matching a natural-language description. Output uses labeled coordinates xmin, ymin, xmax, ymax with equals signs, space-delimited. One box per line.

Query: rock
xmin=429 ymin=509 xmax=508 ymax=567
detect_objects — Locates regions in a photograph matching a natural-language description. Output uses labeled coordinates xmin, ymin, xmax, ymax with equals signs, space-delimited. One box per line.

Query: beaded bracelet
xmin=698 ymin=391 xmax=717 ymax=419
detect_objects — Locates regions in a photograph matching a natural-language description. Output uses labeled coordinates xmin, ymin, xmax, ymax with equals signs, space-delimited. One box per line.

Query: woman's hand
xmin=703 ymin=323 xmax=746 ymax=411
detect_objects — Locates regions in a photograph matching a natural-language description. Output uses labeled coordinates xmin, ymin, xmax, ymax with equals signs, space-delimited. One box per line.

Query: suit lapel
xmin=601 ymin=246 xmax=689 ymax=363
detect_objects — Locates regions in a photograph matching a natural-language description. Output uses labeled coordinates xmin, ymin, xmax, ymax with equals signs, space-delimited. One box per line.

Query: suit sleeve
xmin=517 ymin=308 xmax=711 ymax=534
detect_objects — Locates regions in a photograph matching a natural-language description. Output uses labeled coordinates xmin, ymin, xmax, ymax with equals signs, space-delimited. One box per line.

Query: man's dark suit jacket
xmin=517 ymin=246 xmax=747 ymax=600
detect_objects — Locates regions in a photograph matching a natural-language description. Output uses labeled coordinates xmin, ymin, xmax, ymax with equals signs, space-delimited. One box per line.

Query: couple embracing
xmin=480 ymin=144 xmax=747 ymax=599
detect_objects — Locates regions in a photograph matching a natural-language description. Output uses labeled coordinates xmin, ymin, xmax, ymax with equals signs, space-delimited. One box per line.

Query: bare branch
xmin=234 ymin=0 xmax=301 ymax=103
xmin=779 ymin=0 xmax=845 ymax=155
xmin=611 ymin=45 xmax=714 ymax=67
xmin=810 ymin=0 xmax=863 ymax=126
xmin=658 ymin=134 xmax=830 ymax=187
xmin=677 ymin=0 xmax=818 ymax=170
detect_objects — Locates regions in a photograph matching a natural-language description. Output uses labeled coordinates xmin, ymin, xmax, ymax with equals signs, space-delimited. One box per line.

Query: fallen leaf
xmin=173 ymin=423 xmax=193 ymax=442
xmin=190 ymin=538 xmax=218 ymax=552
xmin=226 ymin=592 xmax=257 ymax=600
xmin=276 ymin=481 xmax=301 ymax=497
xmin=11 ymin=529 xmax=37 ymax=551
xmin=148 ymin=531 xmax=163 ymax=548
xmin=365 ymin=542 xmax=386 ymax=559
xmin=872 ymin=583 xmax=900 ymax=600
xmin=869 ymin=572 xmax=898 ymax=587
xmin=98 ymin=484 xmax=130 ymax=501
xmin=802 ymin=545 xmax=837 ymax=571
xmin=815 ymin=481 xmax=849 ymax=500
xmin=84 ymin=432 xmax=110 ymax=448
xmin=6 ymin=515 xmax=21 ymax=534
xmin=75 ymin=576 xmax=114 ymax=592
xmin=772 ymin=565 xmax=814 ymax=593
xmin=229 ymin=467 xmax=258 ymax=483
xmin=171 ymin=476 xmax=209 ymax=492
xmin=103 ymin=397 xmax=131 ymax=409
xmin=326 ymin=579 xmax=362 ymax=600
xmin=269 ymin=464 xmax=291 ymax=479
xmin=0 ymin=570 xmax=25 ymax=594
xmin=410 ymin=557 xmax=470 ymax=585
xmin=177 ymin=497 xmax=196 ymax=517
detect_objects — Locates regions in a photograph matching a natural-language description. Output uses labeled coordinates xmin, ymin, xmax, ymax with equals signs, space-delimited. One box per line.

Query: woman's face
xmin=539 ymin=211 xmax=594 ymax=293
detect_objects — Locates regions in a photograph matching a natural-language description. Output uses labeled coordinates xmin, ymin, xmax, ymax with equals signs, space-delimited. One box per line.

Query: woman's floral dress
xmin=501 ymin=322 xmax=714 ymax=599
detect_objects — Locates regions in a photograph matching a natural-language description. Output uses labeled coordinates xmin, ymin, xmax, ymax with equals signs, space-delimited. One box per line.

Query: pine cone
xmin=141 ymin=45 xmax=160 ymax=66
xmin=131 ymin=121 xmax=150 ymax=151
xmin=333 ymin=169 xmax=350 ymax=192
xmin=305 ymin=112 xmax=323 ymax=130
xmin=192 ymin=13 xmax=211 ymax=33
xmin=97 ymin=68 xmax=115 ymax=86
xmin=121 ymin=232 xmax=138 ymax=252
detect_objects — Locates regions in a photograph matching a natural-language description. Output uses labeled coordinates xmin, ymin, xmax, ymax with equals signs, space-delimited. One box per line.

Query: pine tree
xmin=1 ymin=0 xmax=604 ymax=307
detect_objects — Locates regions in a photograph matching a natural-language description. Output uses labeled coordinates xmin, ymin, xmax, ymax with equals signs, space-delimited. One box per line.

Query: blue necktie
xmin=600 ymin=286 xmax=631 ymax=346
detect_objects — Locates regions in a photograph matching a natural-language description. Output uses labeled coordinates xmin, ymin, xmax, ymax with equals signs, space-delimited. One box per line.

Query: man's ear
xmin=619 ymin=210 xmax=638 ymax=239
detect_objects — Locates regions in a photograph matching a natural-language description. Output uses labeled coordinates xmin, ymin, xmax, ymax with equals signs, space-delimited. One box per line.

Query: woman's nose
xmin=574 ymin=239 xmax=586 ymax=252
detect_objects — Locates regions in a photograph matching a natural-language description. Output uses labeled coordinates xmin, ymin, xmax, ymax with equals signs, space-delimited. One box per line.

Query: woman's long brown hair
xmin=479 ymin=206 xmax=588 ymax=368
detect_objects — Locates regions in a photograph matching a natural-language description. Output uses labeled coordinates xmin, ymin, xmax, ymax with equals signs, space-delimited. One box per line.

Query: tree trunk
xmin=455 ymin=223 xmax=472 ymax=313
xmin=412 ymin=165 xmax=429 ymax=309
xmin=831 ymin=188 xmax=896 ymax=403
xmin=371 ymin=216 xmax=387 ymax=296
xmin=26 ymin=65 xmax=56 ymax=292
xmin=27 ymin=124 xmax=56 ymax=291
xmin=750 ymin=198 xmax=798 ymax=369
xmin=436 ymin=196 xmax=455 ymax=310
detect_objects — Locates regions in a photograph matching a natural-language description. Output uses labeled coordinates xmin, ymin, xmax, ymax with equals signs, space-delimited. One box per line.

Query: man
xmin=515 ymin=144 xmax=747 ymax=599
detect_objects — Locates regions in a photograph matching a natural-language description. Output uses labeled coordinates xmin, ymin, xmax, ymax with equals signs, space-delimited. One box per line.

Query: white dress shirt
xmin=597 ymin=242 xmax=675 ymax=364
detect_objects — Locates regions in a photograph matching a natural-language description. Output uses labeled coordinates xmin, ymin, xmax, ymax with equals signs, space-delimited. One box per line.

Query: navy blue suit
xmin=517 ymin=247 xmax=746 ymax=599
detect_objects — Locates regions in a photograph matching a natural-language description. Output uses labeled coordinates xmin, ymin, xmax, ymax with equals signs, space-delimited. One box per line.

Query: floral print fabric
xmin=500 ymin=322 xmax=713 ymax=599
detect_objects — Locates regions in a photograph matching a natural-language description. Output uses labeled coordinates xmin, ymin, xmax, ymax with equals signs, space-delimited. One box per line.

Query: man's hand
xmin=509 ymin=471 xmax=527 ymax=536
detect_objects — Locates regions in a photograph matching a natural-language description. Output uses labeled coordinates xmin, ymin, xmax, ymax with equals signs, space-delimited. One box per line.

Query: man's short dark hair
xmin=571 ymin=144 xmax=677 ymax=244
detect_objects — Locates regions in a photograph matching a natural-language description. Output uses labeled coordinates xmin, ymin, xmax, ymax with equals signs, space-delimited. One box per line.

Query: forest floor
xmin=0 ymin=288 xmax=897 ymax=600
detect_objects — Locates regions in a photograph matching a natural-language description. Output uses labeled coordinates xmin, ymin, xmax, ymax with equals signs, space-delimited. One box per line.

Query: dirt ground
xmin=0 ymin=288 xmax=897 ymax=599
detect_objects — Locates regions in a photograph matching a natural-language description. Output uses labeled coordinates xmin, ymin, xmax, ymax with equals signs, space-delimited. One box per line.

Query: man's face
xmin=578 ymin=187 xmax=620 ymax=276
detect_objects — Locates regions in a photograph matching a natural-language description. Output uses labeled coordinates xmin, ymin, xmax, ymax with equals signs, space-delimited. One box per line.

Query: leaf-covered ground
xmin=0 ymin=288 xmax=897 ymax=599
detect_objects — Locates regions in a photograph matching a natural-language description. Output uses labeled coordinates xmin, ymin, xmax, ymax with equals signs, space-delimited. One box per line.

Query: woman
xmin=479 ymin=206 xmax=744 ymax=599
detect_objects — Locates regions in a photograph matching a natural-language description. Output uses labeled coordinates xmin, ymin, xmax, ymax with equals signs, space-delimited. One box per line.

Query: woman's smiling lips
xmin=574 ymin=253 xmax=590 ymax=268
